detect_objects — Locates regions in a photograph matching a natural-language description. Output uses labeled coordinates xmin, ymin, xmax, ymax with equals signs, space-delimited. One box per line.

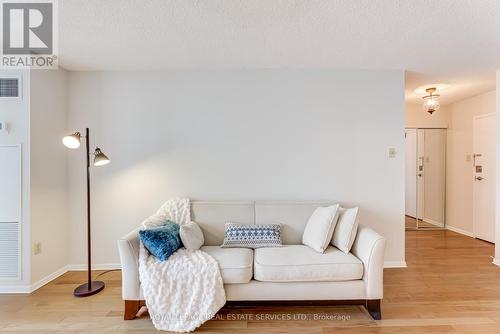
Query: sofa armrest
xmin=117 ymin=227 xmax=142 ymax=300
xmin=350 ymin=224 xmax=386 ymax=299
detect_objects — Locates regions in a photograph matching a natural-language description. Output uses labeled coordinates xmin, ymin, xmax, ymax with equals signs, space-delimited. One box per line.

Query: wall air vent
xmin=0 ymin=77 xmax=20 ymax=98
xmin=0 ymin=222 xmax=20 ymax=279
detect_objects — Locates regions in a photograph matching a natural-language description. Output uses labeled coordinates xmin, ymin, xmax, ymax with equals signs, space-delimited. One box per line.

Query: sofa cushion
xmin=201 ymin=246 xmax=253 ymax=284
xmin=254 ymin=245 xmax=363 ymax=282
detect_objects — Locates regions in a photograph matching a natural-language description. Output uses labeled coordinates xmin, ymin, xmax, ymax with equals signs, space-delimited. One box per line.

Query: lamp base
xmin=73 ymin=281 xmax=105 ymax=297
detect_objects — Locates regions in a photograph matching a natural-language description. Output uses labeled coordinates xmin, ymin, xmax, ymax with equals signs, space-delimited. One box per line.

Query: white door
xmin=473 ymin=114 xmax=496 ymax=243
xmin=405 ymin=129 xmax=417 ymax=217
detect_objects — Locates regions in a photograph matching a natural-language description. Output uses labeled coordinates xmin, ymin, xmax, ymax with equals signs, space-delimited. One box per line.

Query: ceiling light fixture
xmin=422 ymin=87 xmax=440 ymax=114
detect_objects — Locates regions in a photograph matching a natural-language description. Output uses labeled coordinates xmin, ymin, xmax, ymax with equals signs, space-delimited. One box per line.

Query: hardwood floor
xmin=1 ymin=230 xmax=499 ymax=333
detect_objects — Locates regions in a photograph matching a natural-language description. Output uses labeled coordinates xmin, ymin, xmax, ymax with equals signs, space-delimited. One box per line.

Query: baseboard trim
xmin=30 ymin=265 xmax=69 ymax=293
xmin=493 ymin=258 xmax=500 ymax=267
xmin=383 ymin=261 xmax=407 ymax=268
xmin=0 ymin=266 xmax=69 ymax=294
xmin=423 ymin=218 xmax=445 ymax=228
xmin=1 ymin=263 xmax=123 ymax=294
xmin=0 ymin=285 xmax=31 ymax=294
xmin=67 ymin=263 xmax=121 ymax=271
xmin=446 ymin=225 xmax=474 ymax=238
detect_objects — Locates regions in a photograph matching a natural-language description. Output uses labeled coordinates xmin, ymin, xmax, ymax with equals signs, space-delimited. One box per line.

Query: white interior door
xmin=473 ymin=114 xmax=496 ymax=243
xmin=405 ymin=129 xmax=417 ymax=217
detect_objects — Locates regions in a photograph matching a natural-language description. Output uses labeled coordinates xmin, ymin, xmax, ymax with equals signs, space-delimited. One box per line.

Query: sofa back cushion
xmin=254 ymin=201 xmax=335 ymax=244
xmin=191 ymin=201 xmax=254 ymax=246
xmin=191 ymin=201 xmax=337 ymax=246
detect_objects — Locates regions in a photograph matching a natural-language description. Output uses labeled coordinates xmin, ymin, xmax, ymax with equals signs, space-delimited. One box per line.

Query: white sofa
xmin=117 ymin=201 xmax=386 ymax=320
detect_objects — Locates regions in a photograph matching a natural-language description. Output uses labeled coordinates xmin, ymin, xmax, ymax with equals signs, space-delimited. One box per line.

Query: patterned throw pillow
xmin=221 ymin=223 xmax=282 ymax=248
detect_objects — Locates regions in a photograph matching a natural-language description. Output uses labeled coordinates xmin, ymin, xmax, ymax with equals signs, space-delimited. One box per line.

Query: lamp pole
xmin=73 ymin=128 xmax=105 ymax=297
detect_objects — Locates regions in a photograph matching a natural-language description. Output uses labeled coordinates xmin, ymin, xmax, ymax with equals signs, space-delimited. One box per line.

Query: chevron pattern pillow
xmin=221 ymin=223 xmax=282 ymax=248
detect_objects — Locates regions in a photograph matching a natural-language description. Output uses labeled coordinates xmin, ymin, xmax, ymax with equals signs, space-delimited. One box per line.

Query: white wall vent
xmin=0 ymin=222 xmax=20 ymax=279
xmin=0 ymin=77 xmax=20 ymax=98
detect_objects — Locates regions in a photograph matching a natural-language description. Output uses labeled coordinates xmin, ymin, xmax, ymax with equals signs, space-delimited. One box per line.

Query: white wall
xmin=496 ymin=71 xmax=500 ymax=264
xmin=67 ymin=70 xmax=406 ymax=266
xmin=30 ymin=69 xmax=69 ymax=284
xmin=405 ymin=103 xmax=448 ymax=128
xmin=447 ymin=91 xmax=496 ymax=234
xmin=0 ymin=70 xmax=31 ymax=289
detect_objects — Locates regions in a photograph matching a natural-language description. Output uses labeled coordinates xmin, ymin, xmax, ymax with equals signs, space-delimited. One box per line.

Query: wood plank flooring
xmin=1 ymin=229 xmax=500 ymax=333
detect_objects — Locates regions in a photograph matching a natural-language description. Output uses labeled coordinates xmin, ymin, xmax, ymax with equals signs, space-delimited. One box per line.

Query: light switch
xmin=466 ymin=154 xmax=471 ymax=162
xmin=388 ymin=148 xmax=396 ymax=158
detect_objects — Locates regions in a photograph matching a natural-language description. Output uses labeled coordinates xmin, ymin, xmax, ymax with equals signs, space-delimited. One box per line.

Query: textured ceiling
xmin=59 ymin=0 xmax=500 ymax=104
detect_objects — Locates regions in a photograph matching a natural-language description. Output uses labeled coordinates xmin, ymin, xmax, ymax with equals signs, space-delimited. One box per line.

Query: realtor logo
xmin=1 ymin=0 xmax=58 ymax=68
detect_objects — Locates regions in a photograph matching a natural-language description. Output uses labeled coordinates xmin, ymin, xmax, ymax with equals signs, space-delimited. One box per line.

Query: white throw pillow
xmin=302 ymin=204 xmax=340 ymax=253
xmin=180 ymin=221 xmax=204 ymax=250
xmin=331 ymin=207 xmax=359 ymax=253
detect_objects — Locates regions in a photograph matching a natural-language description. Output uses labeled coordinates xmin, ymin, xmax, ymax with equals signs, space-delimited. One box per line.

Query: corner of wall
xmin=29 ymin=68 xmax=70 ymax=285
xmin=496 ymin=70 xmax=500 ymax=261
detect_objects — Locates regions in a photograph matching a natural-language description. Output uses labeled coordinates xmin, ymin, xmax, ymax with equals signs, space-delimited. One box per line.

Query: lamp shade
xmin=62 ymin=132 xmax=81 ymax=149
xmin=93 ymin=148 xmax=110 ymax=166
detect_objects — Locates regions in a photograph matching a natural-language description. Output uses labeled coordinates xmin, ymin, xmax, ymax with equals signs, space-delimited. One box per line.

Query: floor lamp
xmin=63 ymin=128 xmax=110 ymax=297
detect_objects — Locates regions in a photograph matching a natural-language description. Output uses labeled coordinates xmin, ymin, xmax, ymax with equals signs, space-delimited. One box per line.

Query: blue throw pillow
xmin=139 ymin=220 xmax=181 ymax=261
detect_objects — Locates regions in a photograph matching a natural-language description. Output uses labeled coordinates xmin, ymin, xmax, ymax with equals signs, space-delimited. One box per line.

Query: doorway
xmin=473 ymin=113 xmax=496 ymax=243
xmin=405 ymin=128 xmax=446 ymax=229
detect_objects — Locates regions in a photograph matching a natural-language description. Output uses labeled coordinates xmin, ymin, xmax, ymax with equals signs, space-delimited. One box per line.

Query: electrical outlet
xmin=34 ymin=242 xmax=42 ymax=255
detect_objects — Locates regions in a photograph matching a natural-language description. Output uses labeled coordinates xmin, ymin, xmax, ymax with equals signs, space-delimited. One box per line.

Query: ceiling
xmin=60 ymin=0 xmax=500 ymax=104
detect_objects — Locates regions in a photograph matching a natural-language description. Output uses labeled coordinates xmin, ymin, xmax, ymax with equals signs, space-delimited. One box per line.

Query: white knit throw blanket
xmin=139 ymin=198 xmax=226 ymax=332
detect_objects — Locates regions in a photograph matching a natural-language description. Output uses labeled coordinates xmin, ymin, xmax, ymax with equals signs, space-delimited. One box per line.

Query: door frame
xmin=405 ymin=129 xmax=417 ymax=218
xmin=472 ymin=112 xmax=496 ymax=241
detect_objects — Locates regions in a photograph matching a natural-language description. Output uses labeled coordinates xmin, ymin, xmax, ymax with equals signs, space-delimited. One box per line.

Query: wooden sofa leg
xmin=366 ymin=299 xmax=381 ymax=320
xmin=124 ymin=300 xmax=141 ymax=320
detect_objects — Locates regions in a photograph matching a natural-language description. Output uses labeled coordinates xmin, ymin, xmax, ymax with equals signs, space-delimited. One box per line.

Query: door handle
xmin=475 ymin=176 xmax=484 ymax=181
